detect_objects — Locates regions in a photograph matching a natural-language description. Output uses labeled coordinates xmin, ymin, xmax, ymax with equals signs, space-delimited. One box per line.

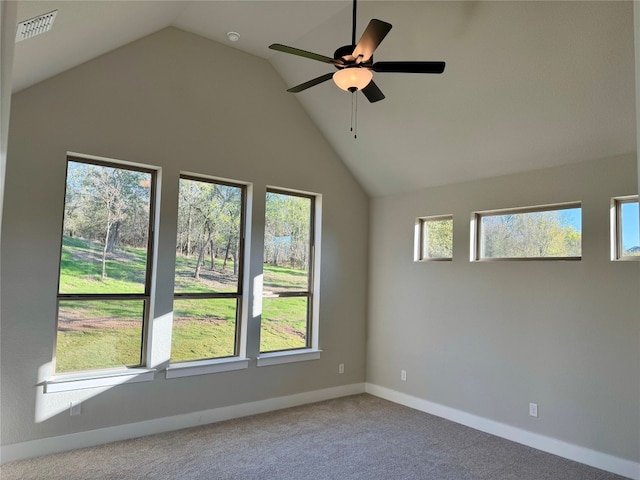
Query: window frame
xmin=472 ymin=202 xmax=582 ymax=261
xmin=414 ymin=214 xmax=453 ymax=262
xmin=259 ymin=187 xmax=317 ymax=356
xmin=170 ymin=174 xmax=248 ymax=363
xmin=611 ymin=195 xmax=640 ymax=261
xmin=53 ymin=155 xmax=157 ymax=375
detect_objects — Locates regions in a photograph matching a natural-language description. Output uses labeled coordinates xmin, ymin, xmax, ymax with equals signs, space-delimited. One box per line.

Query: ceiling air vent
xmin=15 ymin=10 xmax=58 ymax=43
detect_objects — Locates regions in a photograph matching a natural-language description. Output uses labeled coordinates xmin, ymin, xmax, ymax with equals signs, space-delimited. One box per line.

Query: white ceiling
xmin=11 ymin=1 xmax=636 ymax=196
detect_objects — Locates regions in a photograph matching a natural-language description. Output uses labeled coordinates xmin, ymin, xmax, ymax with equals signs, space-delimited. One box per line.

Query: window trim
xmin=260 ymin=187 xmax=320 ymax=356
xmin=611 ymin=195 xmax=640 ymax=261
xmin=44 ymin=368 xmax=156 ymax=393
xmin=165 ymin=357 xmax=250 ymax=379
xmin=54 ymin=155 xmax=158 ymax=375
xmin=256 ymin=348 xmax=322 ymax=367
xmin=171 ymin=174 xmax=248 ymax=364
xmin=414 ymin=214 xmax=453 ymax=262
xmin=472 ymin=201 xmax=582 ymax=261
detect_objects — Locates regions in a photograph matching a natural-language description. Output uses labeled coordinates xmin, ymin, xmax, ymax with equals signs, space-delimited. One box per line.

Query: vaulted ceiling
xmin=11 ymin=1 xmax=636 ymax=196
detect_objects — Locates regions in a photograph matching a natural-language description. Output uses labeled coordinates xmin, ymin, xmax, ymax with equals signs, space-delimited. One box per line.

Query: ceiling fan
xmin=269 ymin=0 xmax=446 ymax=103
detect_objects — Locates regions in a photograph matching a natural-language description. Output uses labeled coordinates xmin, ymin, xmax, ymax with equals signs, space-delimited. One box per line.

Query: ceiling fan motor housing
xmin=334 ymin=44 xmax=372 ymax=67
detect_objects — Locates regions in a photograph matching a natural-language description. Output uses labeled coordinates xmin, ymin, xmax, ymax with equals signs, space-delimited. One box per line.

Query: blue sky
xmin=621 ymin=202 xmax=640 ymax=250
xmin=560 ymin=204 xmax=640 ymax=249
xmin=559 ymin=208 xmax=582 ymax=231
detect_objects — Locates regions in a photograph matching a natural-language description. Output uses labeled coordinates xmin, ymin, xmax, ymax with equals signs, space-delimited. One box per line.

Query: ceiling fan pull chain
xmin=350 ymin=91 xmax=354 ymax=134
xmin=349 ymin=90 xmax=358 ymax=139
xmin=354 ymin=91 xmax=358 ymax=139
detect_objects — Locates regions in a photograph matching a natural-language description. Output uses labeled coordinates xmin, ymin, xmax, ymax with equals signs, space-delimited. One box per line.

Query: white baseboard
xmin=366 ymin=383 xmax=640 ymax=480
xmin=0 ymin=382 xmax=366 ymax=464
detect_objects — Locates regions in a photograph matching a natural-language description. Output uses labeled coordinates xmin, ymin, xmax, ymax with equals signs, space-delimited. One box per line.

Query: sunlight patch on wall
xmin=253 ymin=274 xmax=263 ymax=318
xmin=35 ymin=362 xmax=101 ymax=423
xmin=148 ymin=311 xmax=173 ymax=369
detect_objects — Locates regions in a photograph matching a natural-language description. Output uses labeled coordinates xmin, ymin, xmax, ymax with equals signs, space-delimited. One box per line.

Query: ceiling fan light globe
xmin=333 ymin=68 xmax=373 ymax=91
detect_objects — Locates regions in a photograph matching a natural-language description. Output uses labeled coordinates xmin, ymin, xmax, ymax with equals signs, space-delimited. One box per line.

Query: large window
xmin=612 ymin=196 xmax=640 ymax=260
xmin=172 ymin=176 xmax=246 ymax=362
xmin=55 ymin=158 xmax=155 ymax=373
xmin=261 ymin=189 xmax=315 ymax=353
xmin=415 ymin=215 xmax=453 ymax=261
xmin=474 ymin=203 xmax=581 ymax=260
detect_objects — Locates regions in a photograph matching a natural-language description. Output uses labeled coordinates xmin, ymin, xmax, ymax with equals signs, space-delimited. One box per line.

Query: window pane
xmin=480 ymin=206 xmax=581 ymax=259
xmin=171 ymin=298 xmax=238 ymax=362
xmin=620 ymin=201 xmax=640 ymax=257
xmin=264 ymin=192 xmax=311 ymax=293
xmin=56 ymin=300 xmax=144 ymax=372
xmin=260 ymin=297 xmax=308 ymax=353
xmin=175 ymin=179 xmax=243 ymax=294
xmin=59 ymin=161 xmax=152 ymax=294
xmin=421 ymin=217 xmax=453 ymax=259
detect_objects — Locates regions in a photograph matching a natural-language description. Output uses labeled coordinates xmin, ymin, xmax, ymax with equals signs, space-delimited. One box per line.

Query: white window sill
xmin=44 ymin=368 xmax=156 ymax=393
xmin=257 ymin=349 xmax=322 ymax=367
xmin=473 ymin=257 xmax=581 ymax=262
xmin=166 ymin=357 xmax=249 ymax=379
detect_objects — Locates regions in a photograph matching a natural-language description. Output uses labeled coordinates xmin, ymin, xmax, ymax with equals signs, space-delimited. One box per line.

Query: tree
xmin=175 ymin=179 xmax=242 ymax=280
xmin=216 ymin=186 xmax=242 ymax=275
xmin=264 ymin=192 xmax=311 ymax=269
xmin=176 ymin=180 xmax=199 ymax=257
xmin=482 ymin=210 xmax=581 ymax=258
xmin=191 ymin=182 xmax=218 ymax=280
xmin=63 ymin=161 xmax=151 ymax=279
xmin=423 ymin=218 xmax=453 ymax=258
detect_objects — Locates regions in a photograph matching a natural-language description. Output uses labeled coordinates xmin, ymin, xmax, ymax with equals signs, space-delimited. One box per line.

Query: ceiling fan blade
xmin=287 ymin=72 xmax=335 ymax=93
xmin=372 ymin=61 xmax=446 ymax=74
xmin=351 ymin=19 xmax=392 ymax=63
xmin=361 ymin=80 xmax=385 ymax=103
xmin=269 ymin=44 xmax=342 ymax=65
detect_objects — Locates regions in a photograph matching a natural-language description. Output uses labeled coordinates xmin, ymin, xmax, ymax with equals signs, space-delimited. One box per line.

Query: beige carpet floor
xmin=0 ymin=394 xmax=629 ymax=479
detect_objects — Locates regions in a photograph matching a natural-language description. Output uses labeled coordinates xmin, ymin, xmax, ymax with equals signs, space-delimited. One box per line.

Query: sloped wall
xmin=1 ymin=27 xmax=368 ymax=445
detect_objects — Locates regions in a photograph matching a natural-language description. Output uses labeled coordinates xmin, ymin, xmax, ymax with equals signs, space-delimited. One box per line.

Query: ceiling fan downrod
xmin=352 ymin=0 xmax=357 ymax=46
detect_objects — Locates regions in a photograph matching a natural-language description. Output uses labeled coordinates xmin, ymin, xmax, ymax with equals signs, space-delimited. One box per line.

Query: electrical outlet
xmin=70 ymin=401 xmax=82 ymax=416
xmin=338 ymin=363 xmax=344 ymax=374
xmin=529 ymin=402 xmax=538 ymax=418
xmin=401 ymin=370 xmax=407 ymax=381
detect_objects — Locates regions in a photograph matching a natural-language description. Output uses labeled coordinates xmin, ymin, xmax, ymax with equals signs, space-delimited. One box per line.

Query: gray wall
xmin=367 ymin=154 xmax=640 ymax=462
xmin=1 ymin=27 xmax=369 ymax=445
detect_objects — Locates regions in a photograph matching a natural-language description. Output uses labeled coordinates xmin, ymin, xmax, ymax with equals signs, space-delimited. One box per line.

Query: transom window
xmin=260 ymin=189 xmax=315 ymax=353
xmin=172 ymin=175 xmax=246 ymax=362
xmin=55 ymin=157 xmax=156 ymax=373
xmin=612 ymin=196 xmax=640 ymax=260
xmin=474 ymin=203 xmax=582 ymax=260
xmin=415 ymin=215 xmax=453 ymax=261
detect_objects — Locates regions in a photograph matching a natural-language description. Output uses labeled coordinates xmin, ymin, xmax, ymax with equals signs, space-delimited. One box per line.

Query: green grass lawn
xmin=260 ymin=297 xmax=307 ymax=352
xmin=56 ymin=328 xmax=142 ymax=373
xmin=263 ymin=264 xmax=309 ymax=291
xmin=57 ymin=236 xmax=310 ymax=372
xmin=59 ymin=236 xmax=148 ymax=294
xmin=173 ymin=254 xmax=239 ymax=293
xmin=170 ymin=320 xmax=237 ymax=362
